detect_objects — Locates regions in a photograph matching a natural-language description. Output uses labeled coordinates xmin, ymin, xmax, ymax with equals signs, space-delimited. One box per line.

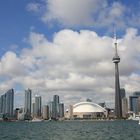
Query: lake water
xmin=0 ymin=120 xmax=139 ymax=140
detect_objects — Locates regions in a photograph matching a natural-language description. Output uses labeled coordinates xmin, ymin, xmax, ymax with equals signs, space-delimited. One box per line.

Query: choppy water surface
xmin=0 ymin=120 xmax=139 ymax=140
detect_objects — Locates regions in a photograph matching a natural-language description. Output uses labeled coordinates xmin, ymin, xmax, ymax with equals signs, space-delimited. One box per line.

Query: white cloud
xmin=1 ymin=28 xmax=140 ymax=107
xmin=26 ymin=0 xmax=140 ymax=29
xmin=42 ymin=0 xmax=105 ymax=26
xmin=0 ymin=52 xmax=26 ymax=77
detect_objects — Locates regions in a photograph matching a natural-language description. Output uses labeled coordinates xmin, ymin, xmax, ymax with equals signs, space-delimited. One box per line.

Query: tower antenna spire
xmin=114 ymin=27 xmax=117 ymax=43
xmin=113 ymin=27 xmax=118 ymax=57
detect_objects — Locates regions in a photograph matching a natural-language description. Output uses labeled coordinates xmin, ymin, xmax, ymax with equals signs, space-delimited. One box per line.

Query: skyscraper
xmin=48 ymin=95 xmax=64 ymax=120
xmin=48 ymin=101 xmax=55 ymax=119
xmin=0 ymin=89 xmax=14 ymax=119
xmin=24 ymin=88 xmax=32 ymax=120
xmin=0 ymin=96 xmax=1 ymax=113
xmin=59 ymin=103 xmax=64 ymax=118
xmin=129 ymin=96 xmax=138 ymax=113
xmin=53 ymin=95 xmax=60 ymax=119
xmin=112 ymin=35 xmax=122 ymax=118
xmin=129 ymin=92 xmax=140 ymax=114
xmin=35 ymin=95 xmax=42 ymax=118
xmin=137 ymin=97 xmax=140 ymax=113
xmin=5 ymin=89 xmax=14 ymax=119
xmin=0 ymin=94 xmax=6 ymax=114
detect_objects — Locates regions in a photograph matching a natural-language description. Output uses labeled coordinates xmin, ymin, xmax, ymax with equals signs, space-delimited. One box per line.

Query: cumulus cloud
xmin=42 ymin=0 xmax=105 ymax=26
xmin=26 ymin=0 xmax=140 ymax=29
xmin=0 ymin=28 xmax=140 ymax=107
xmin=0 ymin=52 xmax=26 ymax=77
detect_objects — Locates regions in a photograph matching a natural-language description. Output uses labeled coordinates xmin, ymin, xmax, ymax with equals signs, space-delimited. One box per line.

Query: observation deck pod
xmin=112 ymin=56 xmax=120 ymax=63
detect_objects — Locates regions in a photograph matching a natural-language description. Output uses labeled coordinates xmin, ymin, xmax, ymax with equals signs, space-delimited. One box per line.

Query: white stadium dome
xmin=73 ymin=102 xmax=106 ymax=113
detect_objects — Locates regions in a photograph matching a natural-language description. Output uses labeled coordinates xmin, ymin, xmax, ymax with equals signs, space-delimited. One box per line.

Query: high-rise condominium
xmin=24 ymin=88 xmax=32 ymax=120
xmin=53 ymin=95 xmax=60 ymax=119
xmin=0 ymin=94 xmax=6 ymax=114
xmin=129 ymin=92 xmax=140 ymax=114
xmin=0 ymin=89 xmax=14 ymax=119
xmin=5 ymin=89 xmax=14 ymax=118
xmin=35 ymin=95 xmax=42 ymax=118
xmin=59 ymin=103 xmax=64 ymax=118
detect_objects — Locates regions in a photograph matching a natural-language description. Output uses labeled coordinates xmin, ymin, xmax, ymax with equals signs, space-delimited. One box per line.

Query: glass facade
xmin=24 ymin=89 xmax=32 ymax=120
xmin=35 ymin=95 xmax=42 ymax=117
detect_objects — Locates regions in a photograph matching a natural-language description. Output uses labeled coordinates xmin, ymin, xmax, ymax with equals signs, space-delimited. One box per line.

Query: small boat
xmin=31 ymin=118 xmax=43 ymax=122
xmin=128 ymin=113 xmax=140 ymax=121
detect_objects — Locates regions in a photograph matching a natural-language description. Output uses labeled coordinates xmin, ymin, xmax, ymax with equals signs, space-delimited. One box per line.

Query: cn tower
xmin=112 ymin=34 xmax=122 ymax=118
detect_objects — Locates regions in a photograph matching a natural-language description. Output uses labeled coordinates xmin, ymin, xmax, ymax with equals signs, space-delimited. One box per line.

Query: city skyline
xmin=0 ymin=87 xmax=138 ymax=109
xmin=0 ymin=1 xmax=140 ymax=108
xmin=1 ymin=87 xmax=140 ymax=121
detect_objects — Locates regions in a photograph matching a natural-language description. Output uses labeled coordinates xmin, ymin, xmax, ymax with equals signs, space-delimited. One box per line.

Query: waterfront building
xmin=35 ymin=95 xmax=42 ymax=118
xmin=129 ymin=96 xmax=138 ymax=113
xmin=42 ymin=105 xmax=49 ymax=120
xmin=122 ymin=97 xmax=128 ymax=118
xmin=120 ymin=88 xmax=128 ymax=118
xmin=53 ymin=95 xmax=60 ymax=119
xmin=48 ymin=95 xmax=64 ymax=120
xmin=14 ymin=108 xmax=20 ymax=120
xmin=129 ymin=92 xmax=140 ymax=114
xmin=59 ymin=103 xmax=64 ymax=118
xmin=5 ymin=89 xmax=14 ymax=119
xmin=48 ymin=101 xmax=55 ymax=119
xmin=24 ymin=88 xmax=32 ymax=120
xmin=0 ymin=96 xmax=1 ymax=113
xmin=0 ymin=94 xmax=6 ymax=114
xmin=107 ymin=108 xmax=115 ymax=118
xmin=112 ymin=34 xmax=122 ymax=118
xmin=137 ymin=97 xmax=140 ymax=113
xmin=0 ymin=89 xmax=14 ymax=119
xmin=17 ymin=108 xmax=24 ymax=120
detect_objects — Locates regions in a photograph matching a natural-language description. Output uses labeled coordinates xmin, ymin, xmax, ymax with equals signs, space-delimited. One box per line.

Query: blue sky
xmin=0 ymin=0 xmax=54 ymax=55
xmin=0 ymin=0 xmax=140 ymax=107
xmin=0 ymin=0 xmax=139 ymax=54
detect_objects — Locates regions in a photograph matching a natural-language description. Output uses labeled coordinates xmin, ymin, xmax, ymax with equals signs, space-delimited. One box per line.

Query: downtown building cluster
xmin=0 ymin=87 xmax=140 ymax=121
xmin=0 ymin=88 xmax=64 ymax=121
xmin=16 ymin=89 xmax=64 ymax=121
xmin=112 ymin=90 xmax=140 ymax=118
